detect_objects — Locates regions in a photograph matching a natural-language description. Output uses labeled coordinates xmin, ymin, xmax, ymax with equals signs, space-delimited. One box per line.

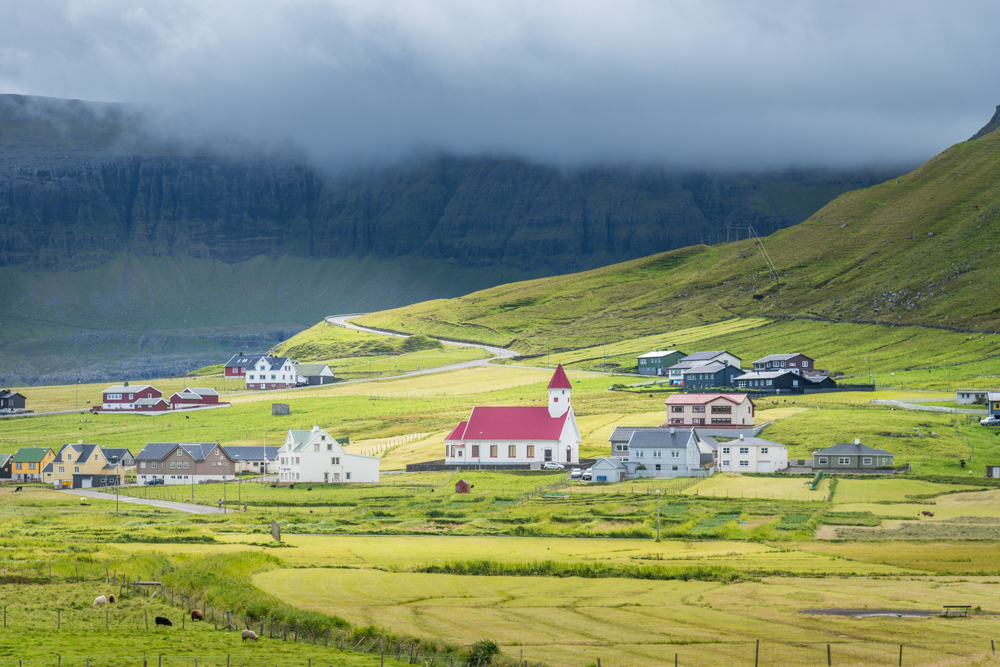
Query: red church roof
xmin=548 ymin=364 xmax=572 ymax=390
xmin=450 ymin=407 xmax=568 ymax=442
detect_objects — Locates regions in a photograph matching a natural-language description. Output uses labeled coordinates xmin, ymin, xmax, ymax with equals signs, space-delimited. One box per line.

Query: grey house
xmin=224 ymin=445 xmax=281 ymax=475
xmin=608 ymin=426 xmax=667 ymax=460
xmin=666 ymin=351 xmax=742 ymax=385
xmin=624 ymin=428 xmax=708 ymax=478
xmin=813 ymin=440 xmax=894 ymax=469
xmin=681 ymin=363 xmax=744 ymax=390
xmin=989 ymin=392 xmax=1000 ymax=419
xmin=735 ymin=370 xmax=802 ymax=393
xmin=637 ymin=350 xmax=686 ymax=377
xmin=956 ymin=389 xmax=989 ymax=405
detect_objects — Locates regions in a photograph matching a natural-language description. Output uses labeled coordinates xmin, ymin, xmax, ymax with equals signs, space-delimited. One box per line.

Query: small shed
xmin=455 ymin=479 xmax=471 ymax=494
xmin=272 ymin=403 xmax=290 ymax=416
xmin=987 ymin=465 xmax=1000 ymax=479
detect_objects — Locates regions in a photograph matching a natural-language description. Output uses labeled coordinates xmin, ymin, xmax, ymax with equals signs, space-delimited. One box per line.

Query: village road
xmin=59 ymin=489 xmax=225 ymax=514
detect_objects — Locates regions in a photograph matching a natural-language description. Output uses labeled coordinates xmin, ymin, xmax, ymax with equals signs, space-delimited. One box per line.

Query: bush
xmin=467 ymin=638 xmax=500 ymax=664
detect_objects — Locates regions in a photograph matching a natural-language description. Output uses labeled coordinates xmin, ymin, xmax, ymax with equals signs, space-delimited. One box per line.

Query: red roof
xmin=548 ymin=364 xmax=572 ymax=389
xmin=445 ymin=421 xmax=468 ymax=441
xmin=665 ymin=393 xmax=749 ymax=405
xmin=449 ymin=407 xmax=568 ymax=441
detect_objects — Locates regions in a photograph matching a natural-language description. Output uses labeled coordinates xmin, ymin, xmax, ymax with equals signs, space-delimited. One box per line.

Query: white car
xmin=542 ymin=461 xmax=565 ymax=470
xmin=980 ymin=417 xmax=1000 ymax=426
xmin=569 ymin=468 xmax=582 ymax=479
xmin=581 ymin=468 xmax=593 ymax=481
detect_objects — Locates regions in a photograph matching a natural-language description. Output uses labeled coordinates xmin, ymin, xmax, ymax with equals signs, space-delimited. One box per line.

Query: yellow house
xmin=12 ymin=447 xmax=55 ymax=482
xmin=44 ymin=442 xmax=129 ymax=489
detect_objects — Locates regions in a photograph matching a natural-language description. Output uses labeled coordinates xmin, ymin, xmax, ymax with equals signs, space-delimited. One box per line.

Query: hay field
xmin=683 ymin=474 xmax=831 ymax=501
xmin=799 ymin=541 xmax=1000 ymax=573
xmin=255 ymin=569 xmax=1000 ymax=667
xmin=832 ymin=479 xmax=982 ymax=504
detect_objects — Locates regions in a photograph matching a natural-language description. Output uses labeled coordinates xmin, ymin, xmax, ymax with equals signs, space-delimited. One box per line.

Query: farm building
xmin=134 ymin=442 xmax=236 ymax=485
xmin=135 ymin=397 xmax=170 ymax=412
xmin=987 ymin=465 xmax=1000 ymax=478
xmin=666 ymin=351 xmax=742 ymax=386
xmin=0 ymin=454 xmax=12 ymax=479
xmin=956 ymin=389 xmax=989 ymax=405
xmin=42 ymin=443 xmax=129 ymax=489
xmin=278 ymin=426 xmax=379 ymax=483
xmin=94 ymin=383 xmax=163 ymax=412
xmin=716 ymin=434 xmax=788 ymax=473
xmin=665 ymin=393 xmax=754 ymax=428
xmin=455 ymin=479 xmax=471 ymax=493
xmin=813 ymin=440 xmax=894 ymax=470
xmin=225 ymin=446 xmax=281 ymax=475
xmin=294 ymin=364 xmax=336 ymax=386
xmin=11 ymin=447 xmax=55 ymax=482
xmin=169 ymin=388 xmax=229 ymax=410
xmin=681 ymin=362 xmax=744 ymax=390
xmin=0 ymin=390 xmax=26 ymax=414
xmin=637 ymin=350 xmax=686 ymax=377
xmin=751 ymin=353 xmax=815 ymax=374
xmin=444 ymin=365 xmax=581 ymax=467
xmin=590 ymin=457 xmax=627 ymax=482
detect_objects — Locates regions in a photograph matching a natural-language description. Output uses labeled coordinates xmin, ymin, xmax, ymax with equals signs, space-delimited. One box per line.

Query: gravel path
xmin=59 ymin=489 xmax=225 ymax=514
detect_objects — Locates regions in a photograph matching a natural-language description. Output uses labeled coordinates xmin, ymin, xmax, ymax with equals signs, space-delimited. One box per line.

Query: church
xmin=444 ymin=365 xmax=582 ymax=467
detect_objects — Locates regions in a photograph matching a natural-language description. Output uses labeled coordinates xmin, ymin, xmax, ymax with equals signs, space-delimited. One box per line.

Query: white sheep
xmin=93 ymin=595 xmax=107 ymax=607
xmin=242 ymin=629 xmax=259 ymax=642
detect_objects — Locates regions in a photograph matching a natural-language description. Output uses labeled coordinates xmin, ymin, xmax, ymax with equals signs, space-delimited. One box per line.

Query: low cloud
xmin=0 ymin=0 xmax=996 ymax=169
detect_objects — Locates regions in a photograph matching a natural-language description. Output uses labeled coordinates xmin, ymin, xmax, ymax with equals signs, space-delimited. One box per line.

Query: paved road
xmin=59 ymin=489 xmax=225 ymax=514
xmin=872 ymin=399 xmax=987 ymax=415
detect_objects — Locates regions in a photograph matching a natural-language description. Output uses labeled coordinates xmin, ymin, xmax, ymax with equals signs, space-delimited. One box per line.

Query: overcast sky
xmin=1 ymin=0 xmax=998 ymax=169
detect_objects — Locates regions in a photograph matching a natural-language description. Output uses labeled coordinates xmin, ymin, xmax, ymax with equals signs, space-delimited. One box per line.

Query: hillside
xmin=358 ymin=121 xmax=1000 ymax=355
xmin=0 ymin=94 xmax=905 ymax=384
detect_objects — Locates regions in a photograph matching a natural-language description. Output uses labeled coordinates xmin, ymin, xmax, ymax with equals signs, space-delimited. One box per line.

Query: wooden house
xmin=455 ymin=479 xmax=471 ymax=494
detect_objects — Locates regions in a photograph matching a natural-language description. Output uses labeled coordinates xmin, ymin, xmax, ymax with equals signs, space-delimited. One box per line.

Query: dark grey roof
xmin=682 ymin=362 xmax=727 ymax=374
xmin=804 ymin=375 xmax=835 ymax=384
xmin=609 ymin=426 xmax=666 ymax=443
xmin=698 ymin=435 xmax=719 ymax=450
xmin=102 ymin=448 xmax=134 ymax=463
xmin=53 ymin=443 xmax=99 ymax=464
xmin=135 ymin=442 xmax=224 ymax=462
xmin=0 ymin=453 xmax=10 ymax=466
xmin=815 ymin=442 xmax=892 ymax=457
xmin=736 ymin=371 xmax=796 ymax=380
xmin=592 ymin=457 xmax=627 ymax=469
xmin=225 ymin=353 xmax=268 ymax=369
xmin=0 ymin=390 xmax=25 ymax=399
xmin=754 ymin=353 xmax=804 ymax=363
xmin=682 ymin=351 xmax=741 ymax=363
xmin=627 ymin=428 xmax=694 ymax=449
xmin=42 ymin=462 xmax=53 ymax=473
xmin=223 ymin=446 xmax=281 ymax=461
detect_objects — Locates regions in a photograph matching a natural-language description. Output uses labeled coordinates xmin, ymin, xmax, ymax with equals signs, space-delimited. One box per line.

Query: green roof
xmin=12 ymin=447 xmax=51 ymax=463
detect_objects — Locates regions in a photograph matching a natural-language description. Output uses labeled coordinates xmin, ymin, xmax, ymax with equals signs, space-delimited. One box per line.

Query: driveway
xmin=59 ymin=489 xmax=225 ymax=514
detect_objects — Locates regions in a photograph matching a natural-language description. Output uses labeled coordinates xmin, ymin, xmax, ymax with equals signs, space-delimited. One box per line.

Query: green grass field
xmin=832 ymin=478 xmax=982 ymax=503
xmin=683 ymin=474 xmax=831 ymax=501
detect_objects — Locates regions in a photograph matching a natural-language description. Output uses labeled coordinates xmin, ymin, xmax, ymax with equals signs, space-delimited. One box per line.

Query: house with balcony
xmin=665 ymin=393 xmax=755 ymax=428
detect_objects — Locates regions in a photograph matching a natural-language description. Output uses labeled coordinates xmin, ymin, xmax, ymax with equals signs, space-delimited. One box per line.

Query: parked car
xmin=980 ymin=417 xmax=1000 ymax=426
xmin=582 ymin=468 xmax=593 ymax=481
xmin=145 ymin=478 xmax=165 ymax=486
xmin=569 ymin=468 xmax=582 ymax=479
xmin=542 ymin=461 xmax=565 ymax=470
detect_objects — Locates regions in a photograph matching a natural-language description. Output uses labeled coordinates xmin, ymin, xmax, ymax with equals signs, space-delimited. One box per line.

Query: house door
xmin=81 ymin=477 xmax=92 ymax=489
xmin=757 ymin=462 xmax=771 ymax=473
xmin=324 ymin=472 xmax=328 ymax=482
xmin=544 ymin=449 xmax=552 ymax=462
xmin=566 ymin=448 xmax=572 ymax=463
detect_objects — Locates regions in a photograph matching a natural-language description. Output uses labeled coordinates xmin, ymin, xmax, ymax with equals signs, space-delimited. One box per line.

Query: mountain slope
xmin=357 ymin=124 xmax=1000 ymax=353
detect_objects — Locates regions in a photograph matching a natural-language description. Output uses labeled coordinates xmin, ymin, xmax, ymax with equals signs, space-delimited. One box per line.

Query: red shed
xmin=455 ymin=479 xmax=471 ymax=494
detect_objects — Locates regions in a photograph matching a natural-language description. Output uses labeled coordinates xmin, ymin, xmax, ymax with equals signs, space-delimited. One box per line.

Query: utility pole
xmin=656 ymin=490 xmax=661 ymax=542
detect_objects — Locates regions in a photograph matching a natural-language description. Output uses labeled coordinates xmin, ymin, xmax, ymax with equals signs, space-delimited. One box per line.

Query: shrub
xmin=467 ymin=638 xmax=500 ymax=664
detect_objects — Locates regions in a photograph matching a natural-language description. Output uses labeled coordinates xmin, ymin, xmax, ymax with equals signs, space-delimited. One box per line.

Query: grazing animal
xmin=13 ymin=487 xmax=22 ymax=493
xmin=107 ymin=594 xmax=117 ymax=604
xmin=93 ymin=595 xmax=107 ymax=606
xmin=155 ymin=616 xmax=172 ymax=627
xmin=190 ymin=609 xmax=204 ymax=621
xmin=242 ymin=629 xmax=259 ymax=642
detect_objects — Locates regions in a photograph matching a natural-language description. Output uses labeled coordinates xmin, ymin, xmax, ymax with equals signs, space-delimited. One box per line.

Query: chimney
xmin=124 ymin=381 xmax=129 ymax=387
xmin=854 ymin=438 xmax=860 ymax=445
xmin=739 ymin=434 xmax=744 ymax=440
xmin=77 ymin=440 xmax=82 ymax=445
xmin=669 ymin=427 xmax=675 ymax=434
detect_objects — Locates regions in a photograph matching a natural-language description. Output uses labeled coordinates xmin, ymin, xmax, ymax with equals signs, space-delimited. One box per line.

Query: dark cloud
xmin=0 ymin=0 xmax=997 ymax=169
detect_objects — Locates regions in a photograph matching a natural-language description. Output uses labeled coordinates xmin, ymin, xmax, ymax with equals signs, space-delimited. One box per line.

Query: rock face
xmin=969 ymin=104 xmax=1000 ymax=141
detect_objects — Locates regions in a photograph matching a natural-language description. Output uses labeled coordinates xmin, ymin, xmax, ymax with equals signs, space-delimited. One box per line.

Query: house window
xmin=152 ymin=462 xmax=157 ymax=468
xmin=29 ymin=463 xmax=35 ymax=470
xmin=711 ymin=406 xmax=732 ymax=414
xmin=739 ymin=447 xmax=749 ymax=454
xmin=171 ymin=462 xmax=176 ymax=469
xmin=489 ymin=445 xmax=498 ymax=458
xmin=766 ymin=380 xmax=773 ymax=386
xmin=739 ymin=460 xmax=749 ymax=467
xmin=817 ymin=457 xmax=828 ymax=465
xmin=722 ymin=460 xmax=730 ymax=466
xmin=184 ymin=462 xmax=189 ymax=469
xmin=802 ymin=361 xmax=809 ymax=367
xmin=863 ymin=457 xmax=872 ymax=465
xmin=527 ymin=445 xmax=535 ymax=457
xmin=177 ymin=450 xmax=183 ymax=457
xmin=670 ymin=418 xmax=684 ymax=425
xmin=838 ymin=457 xmax=851 ymax=465
xmin=671 ymin=406 xmax=685 ymax=413
xmin=271 ymin=375 xmax=276 ymax=380
xmin=94 ymin=455 xmax=99 ymax=461
xmin=722 ymin=447 xmax=730 ymax=454
xmin=636 ymin=451 xmax=644 ymax=458
xmin=671 ymin=450 xmax=679 ymax=458
xmin=655 ymin=464 xmax=661 ymax=471
xmin=692 ymin=406 xmax=705 ymax=413
xmin=321 ymin=435 xmax=326 ymax=441
xmin=314 ymin=444 xmax=320 ymax=452
xmin=58 ymin=466 xmax=65 ymax=473
xmin=711 ymin=418 xmax=732 ymax=424
xmin=653 ymin=451 xmax=661 ymax=458
xmin=472 ymin=445 xmax=480 ymax=457
xmin=327 ymin=444 xmax=333 ymax=451
xmin=73 ymin=466 xmax=79 ymax=473
xmin=508 ymin=445 xmax=516 ymax=458
xmin=671 ymin=465 xmax=678 ymax=471
xmin=693 ymin=418 xmax=704 ymax=425
xmin=331 ymin=457 xmax=340 ymax=465
xmin=760 ymin=448 xmax=768 ymax=454
xmin=249 ymin=375 xmax=254 ymax=380
xmin=346 ymin=472 xmax=351 ymax=481
xmin=553 ymin=397 xmax=558 ymax=403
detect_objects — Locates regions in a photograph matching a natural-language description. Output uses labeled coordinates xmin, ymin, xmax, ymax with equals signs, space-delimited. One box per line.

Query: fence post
xmin=106 ymin=609 xmax=108 ymax=631
xmin=675 ymin=653 xmax=678 ymax=667
xmin=326 ymin=628 xmax=329 ymax=647
xmin=755 ymin=639 xmax=759 ymax=667
xmin=57 ymin=609 xmax=60 ymax=630
xmin=145 ymin=611 xmax=149 ymax=630
xmin=382 ymin=639 xmax=385 ymax=667
xmin=597 ymin=659 xmax=601 ymax=667
xmin=159 ymin=655 xmax=162 ymax=667
xmin=827 ymin=644 xmax=832 ymax=667
xmin=993 ymin=640 xmax=996 ymax=655
xmin=899 ymin=644 xmax=903 ymax=667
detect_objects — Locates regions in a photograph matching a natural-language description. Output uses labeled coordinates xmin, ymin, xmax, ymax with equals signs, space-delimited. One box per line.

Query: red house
xmin=224 ymin=353 xmax=267 ymax=379
xmin=169 ymin=388 xmax=228 ymax=410
xmin=455 ymin=479 xmax=471 ymax=494
xmin=94 ymin=384 xmax=162 ymax=412
xmin=135 ymin=398 xmax=170 ymax=412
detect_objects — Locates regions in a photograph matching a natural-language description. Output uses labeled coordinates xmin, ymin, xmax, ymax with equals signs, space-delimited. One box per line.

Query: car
xmin=145 ymin=478 xmax=165 ymax=486
xmin=569 ymin=468 xmax=582 ymax=479
xmin=581 ymin=468 xmax=593 ymax=481
xmin=980 ymin=417 xmax=1000 ymax=426
xmin=542 ymin=461 xmax=565 ymax=470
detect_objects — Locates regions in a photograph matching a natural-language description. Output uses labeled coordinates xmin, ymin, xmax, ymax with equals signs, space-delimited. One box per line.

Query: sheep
xmin=190 ymin=609 xmax=204 ymax=621
xmin=242 ymin=629 xmax=259 ymax=642
xmin=107 ymin=594 xmax=117 ymax=604
xmin=93 ymin=595 xmax=107 ymax=607
xmin=155 ymin=616 xmax=172 ymax=627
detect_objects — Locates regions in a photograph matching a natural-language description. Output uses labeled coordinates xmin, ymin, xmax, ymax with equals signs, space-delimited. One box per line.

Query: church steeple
xmin=547 ymin=364 xmax=572 ymax=418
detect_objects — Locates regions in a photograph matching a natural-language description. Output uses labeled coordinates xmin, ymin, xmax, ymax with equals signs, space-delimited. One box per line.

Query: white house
xmin=956 ymin=389 xmax=989 ymax=405
xmin=444 ymin=365 xmax=581 ymax=467
xmin=245 ymin=356 xmax=297 ymax=390
xmin=716 ymin=435 xmax=788 ymax=473
xmin=277 ymin=426 xmax=379 ymax=483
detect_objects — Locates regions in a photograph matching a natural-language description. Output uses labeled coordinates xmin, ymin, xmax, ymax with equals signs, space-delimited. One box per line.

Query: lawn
xmin=682 ymin=474 xmax=831 ymax=501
